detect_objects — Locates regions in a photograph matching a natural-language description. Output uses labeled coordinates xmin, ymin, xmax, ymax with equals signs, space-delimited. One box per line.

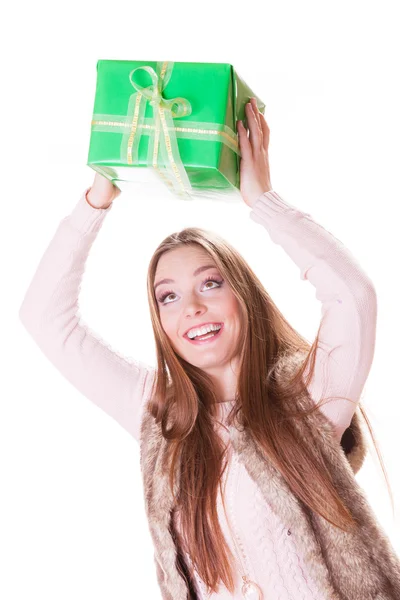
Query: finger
xmin=250 ymin=97 xmax=262 ymax=130
xmin=251 ymin=99 xmax=270 ymax=154
xmin=246 ymin=102 xmax=262 ymax=151
xmin=258 ymin=111 xmax=270 ymax=153
xmin=237 ymin=120 xmax=252 ymax=161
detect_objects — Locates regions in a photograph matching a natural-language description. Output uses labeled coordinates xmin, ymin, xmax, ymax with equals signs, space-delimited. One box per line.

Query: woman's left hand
xmin=237 ymin=97 xmax=273 ymax=208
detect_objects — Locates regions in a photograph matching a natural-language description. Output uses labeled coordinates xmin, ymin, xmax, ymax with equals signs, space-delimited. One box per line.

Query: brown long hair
xmin=145 ymin=226 xmax=391 ymax=596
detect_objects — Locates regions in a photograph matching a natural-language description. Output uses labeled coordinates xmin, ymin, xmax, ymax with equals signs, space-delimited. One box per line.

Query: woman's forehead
xmin=156 ymin=247 xmax=214 ymax=274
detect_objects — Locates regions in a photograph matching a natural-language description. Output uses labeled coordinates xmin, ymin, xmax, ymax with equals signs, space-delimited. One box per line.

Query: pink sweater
xmin=18 ymin=187 xmax=377 ymax=599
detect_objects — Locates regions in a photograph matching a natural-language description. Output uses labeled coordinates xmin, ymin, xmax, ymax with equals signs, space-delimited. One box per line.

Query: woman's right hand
xmin=86 ymin=172 xmax=122 ymax=209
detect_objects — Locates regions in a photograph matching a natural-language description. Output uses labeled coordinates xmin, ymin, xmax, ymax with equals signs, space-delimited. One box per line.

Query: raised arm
xmin=18 ymin=182 xmax=155 ymax=442
xmin=249 ymin=190 xmax=378 ymax=442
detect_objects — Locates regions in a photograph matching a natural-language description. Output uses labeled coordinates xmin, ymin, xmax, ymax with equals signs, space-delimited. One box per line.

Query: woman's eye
xmin=160 ymin=292 xmax=176 ymax=304
xmin=158 ymin=277 xmax=223 ymax=305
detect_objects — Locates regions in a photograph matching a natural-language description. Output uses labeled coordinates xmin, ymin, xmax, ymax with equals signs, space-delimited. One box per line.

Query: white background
xmin=3 ymin=0 xmax=400 ymax=598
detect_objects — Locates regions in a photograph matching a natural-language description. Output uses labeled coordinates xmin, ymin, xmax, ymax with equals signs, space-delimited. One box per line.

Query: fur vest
xmin=139 ymin=350 xmax=400 ymax=599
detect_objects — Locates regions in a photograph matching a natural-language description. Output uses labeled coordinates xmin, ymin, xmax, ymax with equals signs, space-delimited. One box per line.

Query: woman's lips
xmin=185 ymin=324 xmax=224 ymax=345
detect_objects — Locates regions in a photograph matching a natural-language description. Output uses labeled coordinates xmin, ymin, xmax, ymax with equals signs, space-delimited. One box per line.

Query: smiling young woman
xmin=19 ymin=97 xmax=399 ymax=599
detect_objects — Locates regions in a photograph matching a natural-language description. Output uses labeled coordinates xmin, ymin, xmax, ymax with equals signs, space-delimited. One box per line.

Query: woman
xmin=19 ymin=98 xmax=400 ymax=599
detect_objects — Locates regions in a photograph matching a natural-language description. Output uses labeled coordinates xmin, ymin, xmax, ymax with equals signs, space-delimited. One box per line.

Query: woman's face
xmin=154 ymin=245 xmax=242 ymax=377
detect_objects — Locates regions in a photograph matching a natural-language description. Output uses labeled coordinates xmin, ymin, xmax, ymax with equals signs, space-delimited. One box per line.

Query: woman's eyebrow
xmin=154 ymin=264 xmax=217 ymax=291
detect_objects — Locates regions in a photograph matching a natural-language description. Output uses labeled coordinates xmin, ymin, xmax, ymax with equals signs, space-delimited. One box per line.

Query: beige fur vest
xmin=139 ymin=350 xmax=400 ymax=599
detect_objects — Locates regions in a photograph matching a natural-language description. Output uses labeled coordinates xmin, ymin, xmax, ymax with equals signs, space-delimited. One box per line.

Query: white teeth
xmin=187 ymin=323 xmax=222 ymax=339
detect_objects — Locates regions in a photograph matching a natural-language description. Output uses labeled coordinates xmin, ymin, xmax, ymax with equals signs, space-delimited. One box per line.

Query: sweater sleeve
xmin=249 ymin=190 xmax=378 ymax=442
xmin=18 ymin=187 xmax=156 ymax=443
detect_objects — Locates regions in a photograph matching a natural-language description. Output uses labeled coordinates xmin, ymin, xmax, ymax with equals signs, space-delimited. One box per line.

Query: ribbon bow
xmin=123 ymin=61 xmax=194 ymax=199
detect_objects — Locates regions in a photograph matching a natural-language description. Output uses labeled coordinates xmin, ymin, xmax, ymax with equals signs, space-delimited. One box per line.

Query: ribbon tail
xmin=147 ymin=106 xmax=175 ymax=192
xmin=120 ymin=91 xmax=147 ymax=165
xmin=156 ymin=105 xmax=193 ymax=199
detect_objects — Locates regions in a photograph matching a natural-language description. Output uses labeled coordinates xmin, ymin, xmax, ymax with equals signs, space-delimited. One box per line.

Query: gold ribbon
xmin=91 ymin=61 xmax=241 ymax=201
xmin=125 ymin=61 xmax=194 ymax=199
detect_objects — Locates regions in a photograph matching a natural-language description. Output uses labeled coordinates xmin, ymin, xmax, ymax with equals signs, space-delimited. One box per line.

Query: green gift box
xmin=87 ymin=60 xmax=266 ymax=201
